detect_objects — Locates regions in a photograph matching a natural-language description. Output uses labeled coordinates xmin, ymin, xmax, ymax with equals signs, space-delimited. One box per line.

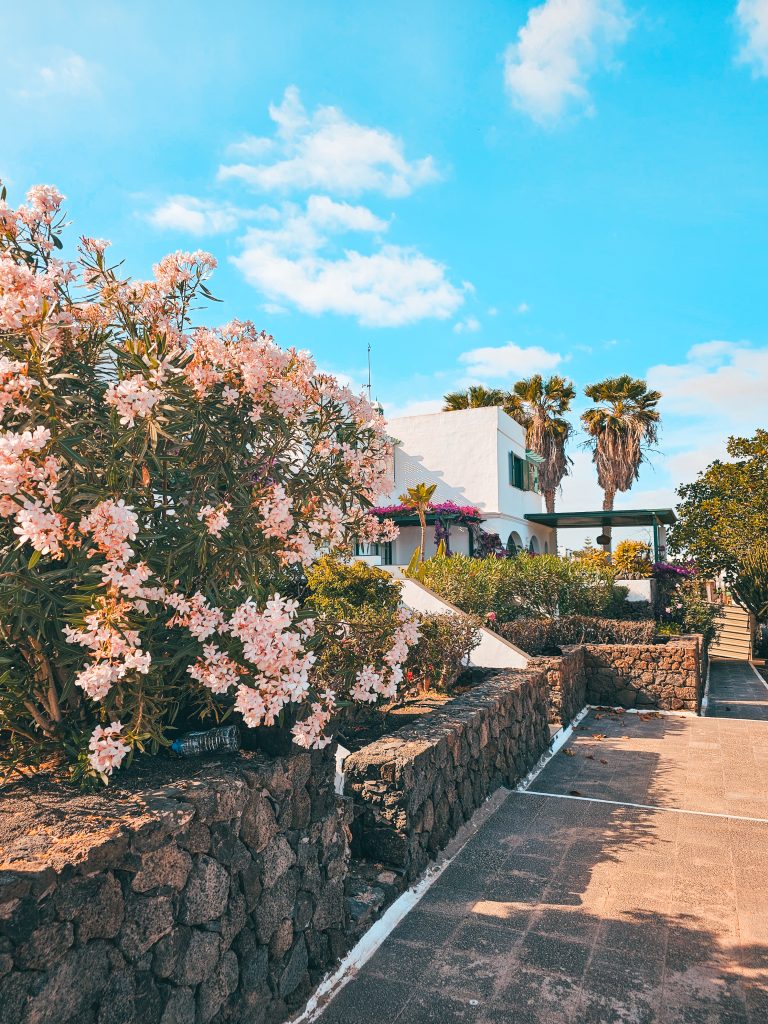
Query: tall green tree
xmin=442 ymin=385 xmax=509 ymax=411
xmin=669 ymin=431 xmax=768 ymax=617
xmin=399 ymin=482 xmax=437 ymax=562
xmin=581 ymin=375 xmax=661 ymax=553
xmin=505 ymin=374 xmax=576 ymax=515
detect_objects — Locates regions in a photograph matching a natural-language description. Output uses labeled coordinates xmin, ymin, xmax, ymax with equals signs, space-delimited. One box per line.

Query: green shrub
xmin=413 ymin=554 xmax=504 ymax=618
xmin=609 ymin=598 xmax=654 ymax=621
xmin=307 ymin=556 xmax=401 ymax=619
xmin=405 ymin=613 xmax=481 ymax=691
xmin=612 ymin=540 xmax=653 ymax=579
xmin=501 ymin=615 xmax=657 ymax=655
xmin=667 ymin=579 xmax=720 ymax=647
xmin=418 ymin=553 xmax=618 ymax=621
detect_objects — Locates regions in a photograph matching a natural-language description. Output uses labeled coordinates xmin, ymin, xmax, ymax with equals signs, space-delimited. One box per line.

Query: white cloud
xmin=503 ymin=0 xmax=632 ymax=123
xmin=516 ymin=302 xmax=530 ymax=314
xmin=218 ymin=85 xmax=439 ymax=197
xmin=384 ymin=398 xmax=445 ymax=420
xmin=19 ymin=53 xmax=97 ymax=98
xmin=453 ymin=316 xmax=481 ymax=334
xmin=459 ymin=341 xmax=563 ymax=378
xmin=232 ymin=196 xmax=464 ymax=327
xmin=148 ymin=196 xmax=259 ymax=235
xmin=648 ymin=340 xmax=768 ymax=425
xmin=147 ymin=90 xmax=462 ymax=325
xmin=736 ymin=0 xmax=768 ymax=76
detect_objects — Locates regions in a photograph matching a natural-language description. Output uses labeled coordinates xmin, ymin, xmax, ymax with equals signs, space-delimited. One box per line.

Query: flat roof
xmin=525 ymin=508 xmax=676 ymax=529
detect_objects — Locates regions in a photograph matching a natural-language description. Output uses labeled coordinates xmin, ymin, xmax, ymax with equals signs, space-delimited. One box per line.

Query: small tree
xmin=442 ymin=385 xmax=508 ymax=411
xmin=399 ymin=482 xmax=437 ymax=562
xmin=670 ymin=432 xmax=768 ymax=618
xmin=0 ymin=183 xmax=414 ymax=781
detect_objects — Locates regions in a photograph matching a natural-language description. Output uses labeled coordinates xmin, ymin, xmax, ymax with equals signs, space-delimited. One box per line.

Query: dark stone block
xmin=196 ymin=948 xmax=238 ymax=1024
xmin=181 ymin=856 xmax=230 ymax=926
xmin=55 ymin=873 xmax=125 ymax=944
xmin=119 ymin=895 xmax=174 ymax=960
xmin=159 ymin=986 xmax=195 ymax=1024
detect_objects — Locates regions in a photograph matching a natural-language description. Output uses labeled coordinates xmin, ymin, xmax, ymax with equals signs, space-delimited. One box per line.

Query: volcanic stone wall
xmin=0 ymin=748 xmax=348 ymax=1024
xmin=583 ymin=635 xmax=704 ymax=711
xmin=343 ymin=667 xmax=550 ymax=883
xmin=533 ymin=646 xmax=587 ymax=727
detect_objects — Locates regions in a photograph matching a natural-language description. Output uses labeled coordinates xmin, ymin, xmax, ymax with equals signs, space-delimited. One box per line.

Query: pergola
xmin=524 ymin=508 xmax=677 ymax=561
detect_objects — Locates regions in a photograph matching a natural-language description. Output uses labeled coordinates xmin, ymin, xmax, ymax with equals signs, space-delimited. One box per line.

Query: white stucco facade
xmin=371 ymin=407 xmax=554 ymax=564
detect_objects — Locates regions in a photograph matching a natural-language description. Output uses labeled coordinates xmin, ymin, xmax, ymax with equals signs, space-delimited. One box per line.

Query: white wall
xmin=385 ymin=407 xmax=554 ymax=557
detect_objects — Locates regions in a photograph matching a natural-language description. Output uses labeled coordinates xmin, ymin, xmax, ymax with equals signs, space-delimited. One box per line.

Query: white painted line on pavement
xmin=518 ymin=789 xmax=768 ymax=824
xmin=748 ymin=661 xmax=768 ymax=695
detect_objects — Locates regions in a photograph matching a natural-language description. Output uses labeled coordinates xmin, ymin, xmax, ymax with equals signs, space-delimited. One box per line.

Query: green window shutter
xmin=511 ymin=454 xmax=527 ymax=489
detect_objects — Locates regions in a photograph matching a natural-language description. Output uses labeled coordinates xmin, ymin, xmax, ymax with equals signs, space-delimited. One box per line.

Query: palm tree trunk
xmin=544 ymin=489 xmax=558 ymax=554
xmin=419 ymin=510 xmax=426 ymax=562
xmin=602 ymin=488 xmax=615 ymax=556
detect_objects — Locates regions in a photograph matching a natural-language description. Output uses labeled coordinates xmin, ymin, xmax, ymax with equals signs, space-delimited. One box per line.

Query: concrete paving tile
xmin=595 ymin=915 xmax=669 ymax=956
xmin=517 ymin=932 xmax=592 ymax=979
xmin=491 ymin=967 xmax=584 ymax=1023
xmin=395 ymin=990 xmax=485 ymax=1024
xmin=319 ymin=977 xmax=413 ymax=1024
xmin=365 ymin=939 xmax=438 ymax=983
xmin=531 ymin=906 xmax=601 ymax=942
xmin=484 ymin=872 xmax=548 ymax=906
xmin=580 ymin=989 xmax=660 ymax=1024
xmin=389 ymin=908 xmax=461 ymax=946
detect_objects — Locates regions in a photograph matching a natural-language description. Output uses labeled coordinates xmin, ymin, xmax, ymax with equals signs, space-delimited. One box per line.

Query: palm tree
xmin=581 ymin=375 xmax=661 ymax=553
xmin=505 ymin=375 xmax=576 ymax=518
xmin=442 ymin=385 xmax=508 ymax=411
xmin=399 ymin=482 xmax=437 ymax=562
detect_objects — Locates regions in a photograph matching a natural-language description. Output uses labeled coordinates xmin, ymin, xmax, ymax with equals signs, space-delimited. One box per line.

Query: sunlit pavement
xmin=317 ymin=662 xmax=768 ymax=1023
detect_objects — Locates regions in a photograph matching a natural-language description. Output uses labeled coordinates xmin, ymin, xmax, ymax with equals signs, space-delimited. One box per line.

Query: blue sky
xmin=3 ymin=0 xmax=767 ymax=545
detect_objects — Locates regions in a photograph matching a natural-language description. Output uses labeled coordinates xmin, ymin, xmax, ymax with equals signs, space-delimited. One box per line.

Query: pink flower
xmin=197 ymin=502 xmax=231 ymax=538
xmin=105 ymin=375 xmax=162 ymax=427
xmin=88 ymin=721 xmax=130 ymax=776
xmin=79 ymin=499 xmax=139 ymax=564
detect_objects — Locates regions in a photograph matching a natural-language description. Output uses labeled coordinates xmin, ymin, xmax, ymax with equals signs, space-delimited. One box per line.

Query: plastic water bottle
xmin=171 ymin=724 xmax=240 ymax=756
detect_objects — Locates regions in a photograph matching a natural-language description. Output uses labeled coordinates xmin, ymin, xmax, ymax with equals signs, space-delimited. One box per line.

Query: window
xmin=510 ymin=453 xmax=540 ymax=492
xmin=509 ymin=453 xmax=527 ymax=490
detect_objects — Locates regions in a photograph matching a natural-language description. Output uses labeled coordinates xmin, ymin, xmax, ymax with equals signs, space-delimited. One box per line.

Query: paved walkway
xmin=318 ymin=662 xmax=768 ymax=1024
xmin=707 ymin=660 xmax=768 ymax=721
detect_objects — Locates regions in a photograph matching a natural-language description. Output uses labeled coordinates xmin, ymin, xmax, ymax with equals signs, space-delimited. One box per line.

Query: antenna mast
xmin=366 ymin=343 xmax=372 ymax=401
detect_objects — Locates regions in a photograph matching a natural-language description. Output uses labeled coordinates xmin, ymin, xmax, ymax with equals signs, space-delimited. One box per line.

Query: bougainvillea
xmin=370 ymin=500 xmax=483 ymax=521
xmin=0 ymin=183 xmax=411 ymax=781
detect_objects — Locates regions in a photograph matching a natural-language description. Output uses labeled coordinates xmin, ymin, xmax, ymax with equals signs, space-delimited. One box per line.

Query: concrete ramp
xmin=397 ymin=576 xmax=529 ymax=671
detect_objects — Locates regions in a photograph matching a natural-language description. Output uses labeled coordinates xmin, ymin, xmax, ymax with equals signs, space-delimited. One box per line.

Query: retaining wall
xmin=583 ymin=635 xmax=705 ymax=711
xmin=343 ymin=667 xmax=550 ymax=883
xmin=534 ymin=646 xmax=587 ymax=727
xmin=0 ymin=749 xmax=348 ymax=1024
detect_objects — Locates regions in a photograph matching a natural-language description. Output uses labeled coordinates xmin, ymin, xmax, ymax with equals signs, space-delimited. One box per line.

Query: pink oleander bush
xmin=0 ymin=183 xmax=412 ymax=782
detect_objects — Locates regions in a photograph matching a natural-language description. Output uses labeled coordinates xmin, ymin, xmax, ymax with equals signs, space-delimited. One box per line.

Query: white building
xmin=362 ymin=407 xmax=555 ymax=565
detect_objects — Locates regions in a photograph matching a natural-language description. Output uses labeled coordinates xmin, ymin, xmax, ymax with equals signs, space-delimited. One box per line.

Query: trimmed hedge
xmin=500 ymin=615 xmax=657 ymax=655
xmin=417 ymin=554 xmax=619 ymax=621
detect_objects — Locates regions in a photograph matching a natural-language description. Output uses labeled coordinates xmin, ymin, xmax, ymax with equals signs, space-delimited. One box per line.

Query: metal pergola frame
xmin=524 ymin=508 xmax=677 ymax=561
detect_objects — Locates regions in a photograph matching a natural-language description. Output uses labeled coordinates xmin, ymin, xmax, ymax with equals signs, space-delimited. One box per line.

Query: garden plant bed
xmin=336 ymin=667 xmax=497 ymax=752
